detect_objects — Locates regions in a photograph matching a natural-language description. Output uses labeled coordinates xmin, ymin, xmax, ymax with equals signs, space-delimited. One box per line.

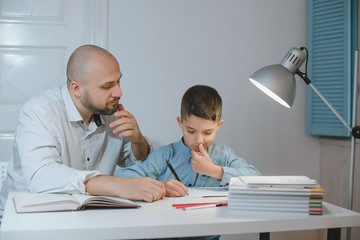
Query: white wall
xmin=108 ymin=0 xmax=321 ymax=179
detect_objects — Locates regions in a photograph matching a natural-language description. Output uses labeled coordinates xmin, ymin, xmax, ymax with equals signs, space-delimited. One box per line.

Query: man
xmin=0 ymin=45 xmax=165 ymax=220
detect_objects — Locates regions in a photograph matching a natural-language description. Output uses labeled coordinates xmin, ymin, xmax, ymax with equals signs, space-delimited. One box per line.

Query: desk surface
xmin=1 ymin=192 xmax=360 ymax=240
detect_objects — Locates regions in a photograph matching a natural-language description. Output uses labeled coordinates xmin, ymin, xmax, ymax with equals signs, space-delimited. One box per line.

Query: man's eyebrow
xmin=100 ymin=78 xmax=121 ymax=86
xmin=99 ymin=81 xmax=114 ymax=86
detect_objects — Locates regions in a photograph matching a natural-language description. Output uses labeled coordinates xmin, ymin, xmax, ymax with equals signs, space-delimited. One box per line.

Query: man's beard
xmin=81 ymin=90 xmax=119 ymax=115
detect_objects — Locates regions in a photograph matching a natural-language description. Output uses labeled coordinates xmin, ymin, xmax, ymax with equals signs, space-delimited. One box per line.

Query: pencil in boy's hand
xmin=165 ymin=159 xmax=181 ymax=182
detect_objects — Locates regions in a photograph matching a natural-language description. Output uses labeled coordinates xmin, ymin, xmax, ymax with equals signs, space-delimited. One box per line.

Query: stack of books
xmin=228 ymin=176 xmax=325 ymax=215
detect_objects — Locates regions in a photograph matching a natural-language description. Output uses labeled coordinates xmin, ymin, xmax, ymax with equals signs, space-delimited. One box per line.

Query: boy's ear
xmin=218 ymin=119 xmax=224 ymax=128
xmin=176 ymin=116 xmax=183 ymax=129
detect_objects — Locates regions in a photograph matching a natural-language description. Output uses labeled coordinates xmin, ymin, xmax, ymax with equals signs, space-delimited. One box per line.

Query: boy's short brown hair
xmin=180 ymin=85 xmax=222 ymax=121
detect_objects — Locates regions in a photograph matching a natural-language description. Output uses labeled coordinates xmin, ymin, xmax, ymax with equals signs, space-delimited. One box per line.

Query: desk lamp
xmin=249 ymin=47 xmax=359 ymax=212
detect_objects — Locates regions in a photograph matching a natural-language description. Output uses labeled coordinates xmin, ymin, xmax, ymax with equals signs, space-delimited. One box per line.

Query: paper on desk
xmin=181 ymin=187 xmax=228 ymax=198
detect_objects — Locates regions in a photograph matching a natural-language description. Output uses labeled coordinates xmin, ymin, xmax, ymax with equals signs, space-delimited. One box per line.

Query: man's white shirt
xmin=0 ymin=85 xmax=150 ymax=219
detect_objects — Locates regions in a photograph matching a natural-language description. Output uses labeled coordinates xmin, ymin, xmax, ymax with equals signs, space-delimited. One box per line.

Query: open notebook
xmin=13 ymin=193 xmax=140 ymax=213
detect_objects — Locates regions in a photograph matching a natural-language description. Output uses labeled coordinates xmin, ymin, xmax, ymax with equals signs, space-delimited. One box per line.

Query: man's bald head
xmin=66 ymin=45 xmax=118 ymax=86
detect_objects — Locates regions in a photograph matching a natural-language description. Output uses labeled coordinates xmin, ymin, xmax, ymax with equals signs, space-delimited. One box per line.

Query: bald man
xmin=0 ymin=45 xmax=165 ymax=221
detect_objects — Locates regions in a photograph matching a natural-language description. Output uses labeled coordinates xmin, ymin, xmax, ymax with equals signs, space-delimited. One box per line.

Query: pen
xmin=172 ymin=202 xmax=222 ymax=207
xmin=182 ymin=203 xmax=228 ymax=211
xmin=202 ymin=195 xmax=228 ymax=198
xmin=173 ymin=202 xmax=222 ymax=209
xmin=165 ymin=159 xmax=181 ymax=182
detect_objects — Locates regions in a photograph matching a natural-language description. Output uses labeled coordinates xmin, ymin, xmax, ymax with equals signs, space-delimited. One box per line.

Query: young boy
xmin=116 ymin=85 xmax=261 ymax=197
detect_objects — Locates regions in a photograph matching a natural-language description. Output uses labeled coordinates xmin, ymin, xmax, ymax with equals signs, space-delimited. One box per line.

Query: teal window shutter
xmin=306 ymin=0 xmax=357 ymax=137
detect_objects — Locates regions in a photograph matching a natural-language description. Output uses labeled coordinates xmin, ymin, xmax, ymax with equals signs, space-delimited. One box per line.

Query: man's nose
xmin=113 ymin=84 xmax=122 ymax=98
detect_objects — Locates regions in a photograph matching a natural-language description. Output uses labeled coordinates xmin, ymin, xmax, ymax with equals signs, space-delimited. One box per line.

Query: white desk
xmin=1 ymin=192 xmax=360 ymax=240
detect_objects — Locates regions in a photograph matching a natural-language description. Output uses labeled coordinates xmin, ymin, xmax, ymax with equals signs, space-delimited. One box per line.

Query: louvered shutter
xmin=306 ymin=0 xmax=357 ymax=137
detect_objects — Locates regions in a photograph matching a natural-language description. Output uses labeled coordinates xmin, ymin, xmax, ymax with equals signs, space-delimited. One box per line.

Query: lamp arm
xmin=295 ymin=70 xmax=354 ymax=133
xmin=309 ymin=82 xmax=353 ymax=132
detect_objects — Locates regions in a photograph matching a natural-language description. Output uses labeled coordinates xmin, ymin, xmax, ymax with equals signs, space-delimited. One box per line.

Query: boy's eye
xmin=204 ymin=132 xmax=213 ymax=135
xmin=187 ymin=130 xmax=195 ymax=134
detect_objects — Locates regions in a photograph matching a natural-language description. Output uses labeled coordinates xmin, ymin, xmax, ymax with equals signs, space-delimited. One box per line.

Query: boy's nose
xmin=195 ymin=135 xmax=204 ymax=145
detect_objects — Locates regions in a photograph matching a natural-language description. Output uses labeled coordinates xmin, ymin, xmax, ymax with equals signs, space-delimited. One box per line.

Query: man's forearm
xmin=85 ymin=175 xmax=119 ymax=196
xmin=131 ymin=136 xmax=150 ymax=161
xmin=84 ymin=175 xmax=166 ymax=202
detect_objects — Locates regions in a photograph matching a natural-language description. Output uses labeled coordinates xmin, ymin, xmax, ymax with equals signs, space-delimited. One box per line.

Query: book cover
xmin=230 ymin=177 xmax=324 ymax=195
xmin=238 ymin=176 xmax=318 ymax=188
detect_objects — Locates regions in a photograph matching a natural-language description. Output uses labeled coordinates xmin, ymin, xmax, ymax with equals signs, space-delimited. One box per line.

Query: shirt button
xmin=188 ymin=184 xmax=192 ymax=187
xmin=87 ymin=157 xmax=90 ymax=161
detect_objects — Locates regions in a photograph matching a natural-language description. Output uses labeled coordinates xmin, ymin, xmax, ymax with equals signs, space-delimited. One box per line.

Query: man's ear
xmin=69 ymin=81 xmax=81 ymax=98
xmin=176 ymin=116 xmax=183 ymax=129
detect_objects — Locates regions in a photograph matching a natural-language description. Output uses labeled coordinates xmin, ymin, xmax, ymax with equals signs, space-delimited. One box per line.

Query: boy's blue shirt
xmin=116 ymin=138 xmax=261 ymax=187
